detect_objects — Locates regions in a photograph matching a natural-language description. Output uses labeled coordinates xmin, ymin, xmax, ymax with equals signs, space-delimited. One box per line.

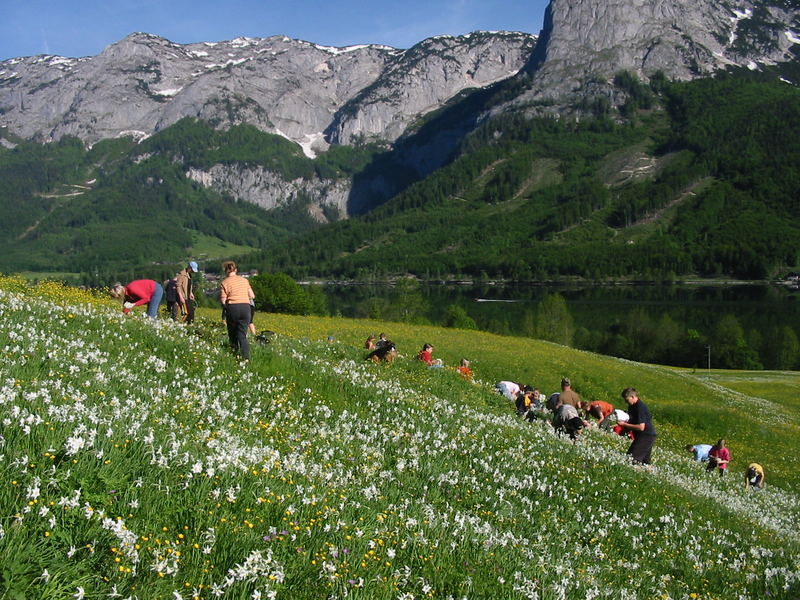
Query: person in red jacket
xmin=110 ymin=279 xmax=163 ymax=319
xmin=417 ymin=344 xmax=434 ymax=365
xmin=707 ymin=439 xmax=731 ymax=477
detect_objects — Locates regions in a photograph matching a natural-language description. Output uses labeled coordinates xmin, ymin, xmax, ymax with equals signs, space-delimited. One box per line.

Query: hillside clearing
xmin=0 ymin=278 xmax=797 ymax=599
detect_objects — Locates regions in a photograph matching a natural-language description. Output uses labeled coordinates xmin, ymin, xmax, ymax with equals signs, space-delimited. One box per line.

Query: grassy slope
xmin=0 ymin=280 xmax=797 ymax=599
xmin=250 ymin=311 xmax=800 ymax=493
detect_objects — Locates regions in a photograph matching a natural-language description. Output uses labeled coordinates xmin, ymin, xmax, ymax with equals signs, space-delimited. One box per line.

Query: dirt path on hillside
xmin=632 ymin=177 xmax=712 ymax=226
xmin=17 ymin=184 xmax=91 ymax=240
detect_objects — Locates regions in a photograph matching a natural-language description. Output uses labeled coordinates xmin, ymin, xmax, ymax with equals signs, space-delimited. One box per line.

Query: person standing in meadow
xmin=110 ymin=279 xmax=163 ymax=319
xmin=707 ymin=439 xmax=731 ymax=476
xmin=617 ymin=387 xmax=657 ymax=465
xmin=164 ymin=275 xmax=180 ymax=321
xmin=176 ymin=261 xmax=199 ymax=324
xmin=219 ymin=261 xmax=255 ymax=362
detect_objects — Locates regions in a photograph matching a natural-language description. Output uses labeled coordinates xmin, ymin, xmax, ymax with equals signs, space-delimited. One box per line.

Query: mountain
xmin=523 ymin=0 xmax=800 ymax=96
xmin=1 ymin=0 xmax=800 ymax=281
xmin=253 ymin=71 xmax=800 ymax=282
xmin=0 ymin=31 xmax=536 ymax=151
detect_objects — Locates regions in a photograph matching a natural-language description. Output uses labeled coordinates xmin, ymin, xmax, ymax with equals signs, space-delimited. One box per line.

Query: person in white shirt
xmin=495 ymin=381 xmax=521 ymax=401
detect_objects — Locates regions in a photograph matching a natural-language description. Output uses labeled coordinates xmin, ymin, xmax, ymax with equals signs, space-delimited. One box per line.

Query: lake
xmin=314 ymin=282 xmax=800 ymax=367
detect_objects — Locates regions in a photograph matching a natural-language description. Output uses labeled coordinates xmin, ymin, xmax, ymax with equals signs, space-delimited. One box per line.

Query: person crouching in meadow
xmin=581 ymin=400 xmax=615 ymax=432
xmin=456 ymin=358 xmax=472 ymax=380
xmin=616 ymin=387 xmax=657 ymax=465
xmin=495 ymin=380 xmax=521 ymax=401
xmin=686 ymin=443 xmax=713 ymax=462
xmin=519 ymin=387 xmax=544 ymax=422
xmin=744 ymin=463 xmax=765 ymax=490
xmin=706 ymin=439 xmax=731 ymax=477
xmin=551 ymin=400 xmax=586 ymax=440
xmin=110 ymin=279 xmax=163 ymax=319
xmin=417 ymin=343 xmax=443 ymax=368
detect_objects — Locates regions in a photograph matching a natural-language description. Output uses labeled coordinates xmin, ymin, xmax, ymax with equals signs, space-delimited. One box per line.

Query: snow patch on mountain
xmin=729 ymin=8 xmax=754 ymax=45
xmin=298 ymin=132 xmax=326 ymax=159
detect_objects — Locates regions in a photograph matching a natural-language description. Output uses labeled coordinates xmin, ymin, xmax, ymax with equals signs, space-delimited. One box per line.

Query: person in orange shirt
xmin=219 ymin=261 xmax=255 ymax=361
xmin=456 ymin=358 xmax=472 ymax=380
xmin=581 ymin=400 xmax=615 ymax=431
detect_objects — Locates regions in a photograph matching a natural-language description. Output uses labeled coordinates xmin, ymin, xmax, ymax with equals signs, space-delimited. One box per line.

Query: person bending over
xmin=744 ymin=463 xmax=765 ymax=490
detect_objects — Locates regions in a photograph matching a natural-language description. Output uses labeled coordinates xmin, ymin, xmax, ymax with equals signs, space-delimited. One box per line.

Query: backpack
xmin=164 ymin=279 xmax=179 ymax=302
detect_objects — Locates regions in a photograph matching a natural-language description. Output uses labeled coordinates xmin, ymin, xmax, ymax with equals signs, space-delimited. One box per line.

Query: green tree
xmin=620 ymin=308 xmax=657 ymax=362
xmin=250 ymin=273 xmax=312 ymax=315
xmin=303 ymin=285 xmax=329 ymax=316
xmin=711 ymin=314 xmax=763 ymax=370
xmin=763 ymin=325 xmax=799 ymax=370
xmin=535 ymin=294 xmax=575 ymax=347
xmin=392 ymin=278 xmax=430 ymax=324
xmin=358 ymin=297 xmax=388 ymax=320
xmin=442 ymin=304 xmax=477 ymax=330
xmin=652 ymin=313 xmax=684 ymax=365
xmin=520 ymin=309 xmax=537 ymax=338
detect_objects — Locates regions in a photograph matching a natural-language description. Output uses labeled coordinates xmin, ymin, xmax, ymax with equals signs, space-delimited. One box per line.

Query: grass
xmin=247 ymin=311 xmax=800 ymax=493
xmin=18 ymin=271 xmax=83 ymax=283
xmin=189 ymin=232 xmax=257 ymax=261
xmin=0 ymin=277 xmax=797 ymax=599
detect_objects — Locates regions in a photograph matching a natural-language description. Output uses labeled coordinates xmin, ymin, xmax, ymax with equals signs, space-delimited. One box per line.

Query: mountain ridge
xmin=2 ymin=0 xmax=800 ymax=281
xmin=0 ymin=30 xmax=536 ymax=152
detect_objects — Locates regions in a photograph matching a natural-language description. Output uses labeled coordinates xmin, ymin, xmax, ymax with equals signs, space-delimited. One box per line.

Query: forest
xmin=255 ymin=69 xmax=800 ymax=281
xmin=0 ymin=68 xmax=799 ymax=285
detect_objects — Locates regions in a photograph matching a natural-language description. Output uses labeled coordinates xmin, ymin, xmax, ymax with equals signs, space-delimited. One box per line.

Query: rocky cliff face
xmin=521 ymin=0 xmax=800 ymax=102
xmin=185 ymin=165 xmax=351 ymax=222
xmin=0 ymin=31 xmax=536 ymax=152
xmin=326 ymin=31 xmax=537 ymax=145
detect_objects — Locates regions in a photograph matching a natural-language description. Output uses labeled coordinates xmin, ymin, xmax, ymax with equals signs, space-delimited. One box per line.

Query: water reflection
xmin=317 ymin=283 xmax=797 ymax=331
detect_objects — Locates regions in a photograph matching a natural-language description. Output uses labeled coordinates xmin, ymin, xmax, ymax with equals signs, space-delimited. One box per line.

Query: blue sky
xmin=1 ymin=0 xmax=549 ymax=61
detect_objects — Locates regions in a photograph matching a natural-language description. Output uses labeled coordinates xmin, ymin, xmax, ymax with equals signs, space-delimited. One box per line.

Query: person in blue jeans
xmin=110 ymin=280 xmax=164 ymax=319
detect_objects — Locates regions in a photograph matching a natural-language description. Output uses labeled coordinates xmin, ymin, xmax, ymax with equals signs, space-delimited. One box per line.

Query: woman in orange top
xmin=219 ymin=261 xmax=255 ymax=361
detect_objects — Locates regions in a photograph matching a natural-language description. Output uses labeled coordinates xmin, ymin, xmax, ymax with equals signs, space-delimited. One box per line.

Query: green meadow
xmin=0 ymin=277 xmax=797 ymax=599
